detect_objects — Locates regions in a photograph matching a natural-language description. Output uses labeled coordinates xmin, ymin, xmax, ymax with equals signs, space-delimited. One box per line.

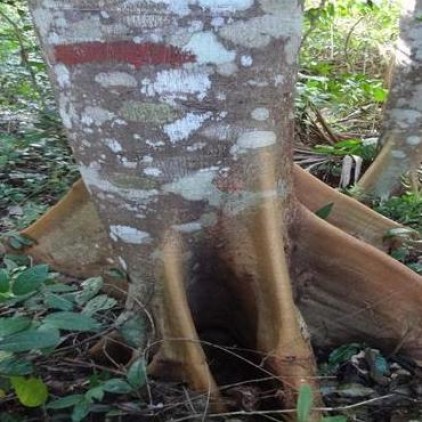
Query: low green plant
xmin=0 ymin=255 xmax=146 ymax=421
xmin=296 ymin=384 xmax=348 ymax=422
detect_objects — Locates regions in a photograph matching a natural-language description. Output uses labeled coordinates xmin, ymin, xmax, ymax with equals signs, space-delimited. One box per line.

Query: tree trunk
xmin=29 ymin=0 xmax=319 ymax=412
xmin=358 ymin=0 xmax=422 ymax=199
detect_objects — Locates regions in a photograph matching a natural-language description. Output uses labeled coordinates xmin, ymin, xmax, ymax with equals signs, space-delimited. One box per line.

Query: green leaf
xmin=46 ymin=283 xmax=78 ymax=293
xmin=0 ymin=356 xmax=33 ymax=376
xmin=297 ymin=384 xmax=314 ymax=422
xmin=82 ymin=294 xmax=117 ymax=316
xmin=328 ymin=343 xmax=361 ymax=367
xmin=12 ymin=264 xmax=49 ymax=296
xmin=315 ymin=202 xmax=334 ymax=220
xmin=0 ymin=269 xmax=10 ymax=293
xmin=321 ymin=417 xmax=347 ymax=422
xmin=47 ymin=394 xmax=85 ymax=409
xmin=74 ymin=277 xmax=103 ymax=306
xmin=102 ymin=378 xmax=133 ymax=394
xmin=72 ymin=398 xmax=91 ymax=422
xmin=11 ymin=376 xmax=48 ymax=407
xmin=44 ymin=293 xmax=74 ymax=311
xmin=85 ymin=385 xmax=105 ymax=402
xmin=43 ymin=312 xmax=101 ymax=332
xmin=0 ymin=316 xmax=31 ymax=339
xmin=126 ymin=358 xmax=146 ymax=388
xmin=0 ymin=328 xmax=61 ymax=352
xmin=116 ymin=313 xmax=145 ymax=348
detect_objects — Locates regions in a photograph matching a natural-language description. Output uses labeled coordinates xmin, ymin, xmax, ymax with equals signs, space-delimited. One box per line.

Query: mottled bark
xmin=358 ymin=0 xmax=422 ymax=198
xmin=29 ymin=0 xmax=319 ymax=412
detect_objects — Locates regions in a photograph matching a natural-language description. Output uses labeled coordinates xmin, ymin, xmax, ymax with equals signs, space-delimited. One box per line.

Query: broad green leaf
xmin=328 ymin=343 xmax=361 ymax=367
xmin=315 ymin=202 xmax=334 ymax=220
xmin=44 ymin=293 xmax=74 ymax=311
xmin=0 ymin=316 xmax=31 ymax=338
xmin=72 ymin=398 xmax=91 ymax=422
xmin=0 ymin=269 xmax=10 ymax=293
xmin=126 ymin=358 xmax=146 ymax=388
xmin=43 ymin=312 xmax=101 ymax=332
xmin=297 ymin=384 xmax=313 ymax=422
xmin=11 ymin=376 xmax=48 ymax=407
xmin=0 ymin=357 xmax=33 ymax=376
xmin=85 ymin=385 xmax=105 ymax=402
xmin=116 ymin=313 xmax=145 ymax=348
xmin=47 ymin=394 xmax=85 ymax=409
xmin=12 ymin=264 xmax=49 ymax=296
xmin=102 ymin=378 xmax=133 ymax=394
xmin=0 ymin=328 xmax=61 ymax=352
xmin=46 ymin=284 xmax=78 ymax=293
xmin=82 ymin=294 xmax=116 ymax=316
xmin=74 ymin=277 xmax=103 ymax=306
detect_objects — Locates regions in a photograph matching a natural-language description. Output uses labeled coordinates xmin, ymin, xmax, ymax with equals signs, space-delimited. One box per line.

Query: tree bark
xmin=29 ymin=0 xmax=318 ymax=412
xmin=358 ymin=0 xmax=422 ymax=198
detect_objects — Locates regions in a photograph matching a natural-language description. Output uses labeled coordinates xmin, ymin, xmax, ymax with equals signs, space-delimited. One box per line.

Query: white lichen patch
xmin=58 ymin=94 xmax=78 ymax=129
xmin=143 ymin=167 xmax=162 ymax=177
xmin=104 ymin=138 xmax=123 ymax=153
xmin=132 ymin=0 xmax=253 ymax=16
xmin=95 ymin=72 xmax=137 ymax=88
xmin=200 ymin=123 xmax=244 ymax=141
xmin=183 ymin=32 xmax=235 ymax=65
xmin=390 ymin=108 xmax=422 ymax=127
xmin=223 ymin=184 xmax=288 ymax=215
xmin=219 ymin=8 xmax=301 ymax=49
xmin=251 ymin=107 xmax=270 ymax=121
xmin=54 ymin=64 xmax=70 ymax=88
xmin=163 ymin=112 xmax=213 ymax=144
xmin=141 ymin=68 xmax=211 ymax=101
xmin=217 ymin=62 xmax=238 ymax=76
xmin=80 ymin=164 xmax=159 ymax=203
xmin=110 ymin=225 xmax=152 ymax=244
xmin=146 ymin=139 xmax=166 ymax=148
xmin=163 ymin=169 xmax=221 ymax=205
xmin=231 ymin=130 xmax=277 ymax=155
xmin=187 ymin=141 xmax=207 ymax=152
xmin=172 ymin=221 xmax=203 ymax=233
xmin=241 ymin=55 xmax=253 ymax=67
xmin=81 ymin=106 xmax=115 ymax=127
xmin=196 ymin=0 xmax=253 ymax=12
xmin=407 ymin=136 xmax=422 ymax=146
xmin=49 ymin=15 xmax=103 ymax=44
xmin=391 ymin=149 xmax=407 ymax=159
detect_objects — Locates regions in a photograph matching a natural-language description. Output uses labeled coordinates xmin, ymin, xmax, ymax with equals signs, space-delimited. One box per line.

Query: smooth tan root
xmin=17 ymin=179 xmax=127 ymax=297
xmin=293 ymin=164 xmax=400 ymax=249
xmin=292 ymin=204 xmax=422 ymax=360
xmin=216 ymin=155 xmax=320 ymax=416
xmin=356 ymin=131 xmax=422 ymax=199
xmin=20 ymin=180 xmax=116 ymax=277
xmin=148 ymin=231 xmax=224 ymax=411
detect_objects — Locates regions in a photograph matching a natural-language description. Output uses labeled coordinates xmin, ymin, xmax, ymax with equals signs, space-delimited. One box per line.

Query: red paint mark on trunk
xmin=54 ymin=41 xmax=196 ymax=68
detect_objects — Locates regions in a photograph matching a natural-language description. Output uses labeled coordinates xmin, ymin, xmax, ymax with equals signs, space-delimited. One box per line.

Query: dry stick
xmin=311 ymin=104 xmax=339 ymax=144
xmin=344 ymin=16 xmax=366 ymax=72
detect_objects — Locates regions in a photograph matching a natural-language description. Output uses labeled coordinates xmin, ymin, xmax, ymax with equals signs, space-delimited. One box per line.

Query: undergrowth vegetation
xmin=1 ymin=0 xmax=422 ymax=421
